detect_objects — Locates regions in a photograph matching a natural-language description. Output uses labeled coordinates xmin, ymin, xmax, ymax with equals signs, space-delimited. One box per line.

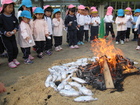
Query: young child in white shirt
xmin=90 ymin=8 xmax=100 ymax=42
xmin=52 ymin=9 xmax=64 ymax=52
xmin=115 ymin=9 xmax=128 ymax=45
xmin=84 ymin=7 xmax=91 ymax=42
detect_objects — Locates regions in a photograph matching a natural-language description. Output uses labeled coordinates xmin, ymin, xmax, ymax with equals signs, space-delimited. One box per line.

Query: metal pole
xmin=40 ymin=0 xmax=44 ymax=8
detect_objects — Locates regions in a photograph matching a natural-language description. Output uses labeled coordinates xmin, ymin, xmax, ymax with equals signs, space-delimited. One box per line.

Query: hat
xmin=91 ymin=8 xmax=98 ymax=13
xmin=20 ymin=10 xmax=32 ymax=19
xmin=44 ymin=5 xmax=50 ymax=9
xmin=53 ymin=8 xmax=61 ymax=14
xmin=19 ymin=0 xmax=32 ymax=9
xmin=117 ymin=9 xmax=124 ymax=16
xmin=78 ymin=5 xmax=85 ymax=10
xmin=1 ymin=0 xmax=14 ymax=5
xmin=125 ymin=7 xmax=132 ymax=12
xmin=134 ymin=9 xmax=140 ymax=13
xmin=32 ymin=7 xmax=37 ymax=13
xmin=34 ymin=7 xmax=44 ymax=14
xmin=68 ymin=4 xmax=75 ymax=9
xmin=90 ymin=6 xmax=96 ymax=10
xmin=106 ymin=6 xmax=114 ymax=15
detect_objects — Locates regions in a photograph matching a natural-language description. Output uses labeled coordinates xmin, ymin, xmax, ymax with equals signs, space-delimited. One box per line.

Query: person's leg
xmin=68 ymin=30 xmax=73 ymax=46
xmin=35 ymin=41 xmax=41 ymax=54
xmin=80 ymin=26 xmax=84 ymax=42
xmin=126 ymin=28 xmax=130 ymax=40
xmin=105 ymin=23 xmax=109 ymax=38
xmin=116 ymin=31 xmax=121 ymax=42
xmin=110 ymin=23 xmax=115 ymax=38
xmin=11 ymin=38 xmax=18 ymax=60
xmin=0 ymin=37 xmax=5 ymax=54
xmin=90 ymin=26 xmax=94 ymax=41
xmin=84 ymin=30 xmax=89 ymax=41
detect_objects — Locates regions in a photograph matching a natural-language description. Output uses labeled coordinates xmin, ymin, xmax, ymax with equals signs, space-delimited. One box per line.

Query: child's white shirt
xmin=90 ymin=16 xmax=101 ymax=26
xmin=104 ymin=15 xmax=114 ymax=23
xmin=44 ymin=16 xmax=53 ymax=35
xmin=18 ymin=21 xmax=35 ymax=48
xmin=115 ymin=17 xmax=128 ymax=31
xmin=77 ymin=14 xmax=85 ymax=26
xmin=125 ymin=14 xmax=133 ymax=28
xmin=84 ymin=15 xmax=91 ymax=30
xmin=52 ymin=18 xmax=64 ymax=36
xmin=135 ymin=15 xmax=140 ymax=29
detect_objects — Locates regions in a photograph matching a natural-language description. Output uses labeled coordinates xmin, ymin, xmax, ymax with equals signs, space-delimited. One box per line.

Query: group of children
xmin=0 ymin=0 xmax=140 ymax=68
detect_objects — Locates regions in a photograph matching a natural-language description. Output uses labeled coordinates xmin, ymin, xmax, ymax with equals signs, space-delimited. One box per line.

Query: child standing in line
xmin=32 ymin=7 xmax=49 ymax=58
xmin=52 ymin=9 xmax=64 ymax=52
xmin=44 ymin=5 xmax=53 ymax=55
xmin=77 ymin=5 xmax=85 ymax=45
xmin=0 ymin=0 xmax=20 ymax=68
xmin=18 ymin=10 xmax=35 ymax=64
xmin=132 ymin=9 xmax=140 ymax=41
xmin=125 ymin=7 xmax=133 ymax=42
xmin=104 ymin=6 xmax=115 ymax=40
xmin=84 ymin=7 xmax=91 ymax=42
xmin=65 ymin=7 xmax=79 ymax=49
xmin=115 ymin=9 xmax=128 ymax=45
xmin=135 ymin=9 xmax=140 ymax=50
xmin=90 ymin=8 xmax=100 ymax=42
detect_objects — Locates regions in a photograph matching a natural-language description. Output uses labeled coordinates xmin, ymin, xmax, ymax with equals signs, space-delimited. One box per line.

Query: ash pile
xmin=76 ymin=55 xmax=140 ymax=91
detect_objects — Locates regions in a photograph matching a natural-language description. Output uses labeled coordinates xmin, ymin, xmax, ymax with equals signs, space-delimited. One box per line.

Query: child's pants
xmin=84 ymin=30 xmax=89 ymax=41
xmin=116 ymin=31 xmax=126 ymax=42
xmin=126 ymin=28 xmax=131 ymax=39
xmin=105 ymin=23 xmax=115 ymax=38
xmin=132 ymin=29 xmax=138 ymax=40
xmin=90 ymin=26 xmax=99 ymax=40
xmin=138 ymin=24 xmax=140 ymax=46
xmin=54 ymin=36 xmax=62 ymax=47
xmin=35 ymin=41 xmax=45 ymax=54
xmin=0 ymin=36 xmax=5 ymax=54
xmin=77 ymin=26 xmax=84 ymax=42
xmin=68 ymin=30 xmax=77 ymax=46
xmin=44 ymin=35 xmax=53 ymax=51
xmin=1 ymin=36 xmax=18 ymax=62
xmin=21 ymin=47 xmax=31 ymax=59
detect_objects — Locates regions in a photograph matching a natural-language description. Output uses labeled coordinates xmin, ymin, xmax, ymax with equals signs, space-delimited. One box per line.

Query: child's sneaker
xmin=115 ymin=41 xmax=119 ymax=44
xmin=8 ymin=61 xmax=17 ymax=68
xmin=24 ymin=59 xmax=33 ymax=64
xmin=37 ymin=52 xmax=43 ymax=58
xmin=55 ymin=47 xmax=59 ymax=51
xmin=136 ymin=46 xmax=140 ymax=50
xmin=77 ymin=41 xmax=81 ymax=45
xmin=120 ymin=40 xmax=124 ymax=45
xmin=13 ymin=59 xmax=20 ymax=66
xmin=46 ymin=50 xmax=52 ymax=56
xmin=58 ymin=46 xmax=63 ymax=50
xmin=80 ymin=41 xmax=84 ymax=45
xmin=29 ymin=55 xmax=34 ymax=60
xmin=74 ymin=45 xmax=79 ymax=49
xmin=70 ymin=45 xmax=75 ymax=49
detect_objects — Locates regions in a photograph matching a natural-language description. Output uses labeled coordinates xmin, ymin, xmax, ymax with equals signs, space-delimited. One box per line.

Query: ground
xmin=0 ymin=30 xmax=140 ymax=105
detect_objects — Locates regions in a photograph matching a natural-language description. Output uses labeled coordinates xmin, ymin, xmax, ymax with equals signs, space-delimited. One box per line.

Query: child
xmin=44 ymin=5 xmax=53 ymax=55
xmin=52 ymin=9 xmax=64 ymax=51
xmin=115 ymin=9 xmax=128 ymax=45
xmin=90 ymin=8 xmax=100 ymax=42
xmin=32 ymin=7 xmax=49 ymax=58
xmin=77 ymin=5 xmax=85 ymax=45
xmin=84 ymin=7 xmax=91 ymax=42
xmin=18 ymin=10 xmax=35 ymax=64
xmin=132 ymin=9 xmax=140 ymax=41
xmin=125 ymin=7 xmax=133 ymax=42
xmin=104 ymin=6 xmax=115 ymax=39
xmin=65 ymin=7 xmax=79 ymax=49
xmin=135 ymin=9 xmax=140 ymax=50
xmin=0 ymin=0 xmax=20 ymax=68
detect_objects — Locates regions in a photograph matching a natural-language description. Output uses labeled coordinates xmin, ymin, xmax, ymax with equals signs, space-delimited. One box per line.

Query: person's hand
xmin=77 ymin=25 xmax=81 ymax=27
xmin=25 ymin=37 xmax=30 ymax=41
xmin=57 ymin=18 xmax=60 ymax=21
xmin=138 ymin=34 xmax=140 ymax=38
xmin=90 ymin=23 xmax=93 ymax=25
xmin=45 ymin=34 xmax=49 ymax=37
xmin=12 ymin=29 xmax=17 ymax=34
xmin=95 ymin=21 xmax=98 ymax=24
xmin=6 ymin=32 xmax=12 ymax=37
xmin=0 ymin=82 xmax=6 ymax=93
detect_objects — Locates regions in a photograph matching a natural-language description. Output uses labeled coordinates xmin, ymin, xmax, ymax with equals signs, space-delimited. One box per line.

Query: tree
xmin=78 ymin=0 xmax=109 ymax=6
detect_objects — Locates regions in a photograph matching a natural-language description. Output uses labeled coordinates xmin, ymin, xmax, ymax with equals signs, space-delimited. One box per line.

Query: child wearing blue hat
xmin=132 ymin=9 xmax=140 ymax=41
xmin=18 ymin=10 xmax=35 ymax=64
xmin=52 ymin=9 xmax=64 ymax=52
xmin=32 ymin=7 xmax=49 ymax=58
xmin=115 ymin=9 xmax=128 ymax=45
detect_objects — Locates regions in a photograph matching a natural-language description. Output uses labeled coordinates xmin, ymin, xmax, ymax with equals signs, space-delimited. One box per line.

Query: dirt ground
xmin=0 ymin=30 xmax=140 ymax=105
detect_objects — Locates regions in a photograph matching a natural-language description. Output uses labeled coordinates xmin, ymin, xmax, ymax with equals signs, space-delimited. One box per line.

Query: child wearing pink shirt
xmin=52 ymin=9 xmax=64 ymax=52
xmin=18 ymin=10 xmax=35 ymax=64
xmin=32 ymin=7 xmax=49 ymax=58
